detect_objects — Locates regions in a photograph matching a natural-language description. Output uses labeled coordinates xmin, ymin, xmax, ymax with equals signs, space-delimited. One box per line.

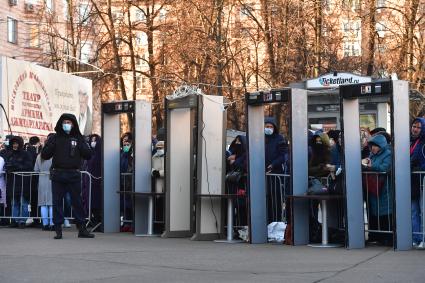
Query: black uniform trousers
xmin=51 ymin=171 xmax=86 ymax=226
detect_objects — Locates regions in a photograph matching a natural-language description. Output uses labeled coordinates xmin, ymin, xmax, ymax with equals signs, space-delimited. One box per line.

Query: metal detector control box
xmin=103 ymin=101 xmax=135 ymax=114
xmin=246 ymin=88 xmax=290 ymax=105
xmin=340 ymin=80 xmax=392 ymax=99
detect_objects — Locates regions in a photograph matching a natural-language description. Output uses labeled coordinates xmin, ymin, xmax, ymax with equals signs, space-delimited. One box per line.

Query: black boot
xmin=77 ymin=224 xmax=95 ymax=238
xmin=54 ymin=225 xmax=62 ymax=239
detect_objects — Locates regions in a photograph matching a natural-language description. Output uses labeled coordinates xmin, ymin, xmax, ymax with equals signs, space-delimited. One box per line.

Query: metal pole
xmin=322 ymin=200 xmax=328 ymax=245
xmin=227 ymin=198 xmax=233 ymax=241
xmin=147 ymin=196 xmax=154 ymax=235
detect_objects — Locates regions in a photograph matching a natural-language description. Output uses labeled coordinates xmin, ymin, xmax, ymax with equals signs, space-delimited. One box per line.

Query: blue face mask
xmin=264 ymin=128 xmax=274 ymax=136
xmin=63 ymin=124 xmax=72 ymax=134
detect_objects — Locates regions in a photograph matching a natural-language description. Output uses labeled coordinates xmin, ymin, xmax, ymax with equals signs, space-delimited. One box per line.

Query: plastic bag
xmin=267 ymin=222 xmax=286 ymax=243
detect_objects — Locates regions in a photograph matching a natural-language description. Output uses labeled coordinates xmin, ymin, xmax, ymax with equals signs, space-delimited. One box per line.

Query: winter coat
xmin=228 ymin=135 xmax=247 ymax=173
xmin=0 ymin=157 xmax=5 ymax=205
xmin=41 ymin=113 xmax=92 ymax=170
xmin=226 ymin=135 xmax=248 ymax=193
xmin=264 ymin=117 xmax=288 ymax=174
xmin=309 ymin=132 xmax=332 ymax=177
xmin=330 ymin=144 xmax=342 ymax=168
xmin=34 ymin=154 xmax=52 ymax=206
xmin=152 ymin=149 xmax=165 ymax=193
xmin=410 ymin=117 xmax=425 ymax=199
xmin=365 ymin=134 xmax=392 ymax=217
xmin=82 ymin=135 xmax=102 ymax=211
xmin=5 ymin=136 xmax=33 ymax=199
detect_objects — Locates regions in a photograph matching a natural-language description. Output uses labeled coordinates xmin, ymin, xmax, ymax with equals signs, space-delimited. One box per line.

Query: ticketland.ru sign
xmin=306 ymin=72 xmax=372 ymax=89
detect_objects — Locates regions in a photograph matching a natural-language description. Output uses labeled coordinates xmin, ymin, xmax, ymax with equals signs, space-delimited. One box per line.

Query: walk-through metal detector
xmin=340 ymin=80 xmax=411 ymax=250
xmin=162 ymin=93 xmax=227 ymax=239
xmin=246 ymin=88 xmax=308 ymax=244
xmin=102 ymin=100 xmax=153 ymax=235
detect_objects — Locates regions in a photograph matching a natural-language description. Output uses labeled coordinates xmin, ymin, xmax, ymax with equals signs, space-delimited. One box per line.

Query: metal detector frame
xmin=340 ymin=80 xmax=411 ymax=250
xmin=246 ymin=88 xmax=308 ymax=244
xmin=162 ymin=95 xmax=198 ymax=238
xmin=102 ymin=100 xmax=152 ymax=235
xmin=162 ymin=94 xmax=227 ymax=239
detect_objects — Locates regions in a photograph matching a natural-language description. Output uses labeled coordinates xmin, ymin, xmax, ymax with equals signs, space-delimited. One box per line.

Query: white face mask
xmin=156 ymin=149 xmax=164 ymax=156
xmin=264 ymin=128 xmax=274 ymax=135
xmin=90 ymin=141 xmax=97 ymax=148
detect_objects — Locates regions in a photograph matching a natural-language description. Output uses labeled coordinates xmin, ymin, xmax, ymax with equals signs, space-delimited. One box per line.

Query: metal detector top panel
xmin=166 ymin=95 xmax=198 ymax=109
xmin=103 ymin=101 xmax=135 ymax=114
xmin=246 ymin=88 xmax=290 ymax=105
xmin=340 ymin=80 xmax=392 ymax=99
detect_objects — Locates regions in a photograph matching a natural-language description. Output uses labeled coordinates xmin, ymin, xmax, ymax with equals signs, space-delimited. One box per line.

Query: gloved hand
xmin=152 ymin=170 xmax=160 ymax=178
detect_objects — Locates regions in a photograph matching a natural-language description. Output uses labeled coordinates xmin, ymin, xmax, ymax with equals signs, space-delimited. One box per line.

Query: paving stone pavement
xmin=0 ymin=227 xmax=424 ymax=283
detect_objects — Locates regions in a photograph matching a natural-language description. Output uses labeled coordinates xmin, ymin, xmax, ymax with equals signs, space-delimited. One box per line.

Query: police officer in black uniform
xmin=41 ymin=113 xmax=94 ymax=239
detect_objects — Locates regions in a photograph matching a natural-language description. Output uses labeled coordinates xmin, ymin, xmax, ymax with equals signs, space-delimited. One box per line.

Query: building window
xmin=29 ymin=25 xmax=40 ymax=48
xmin=376 ymin=22 xmax=386 ymax=37
xmin=136 ymin=76 xmax=142 ymax=89
xmin=79 ymin=3 xmax=90 ymax=25
xmin=240 ymin=4 xmax=254 ymax=18
xmin=159 ymin=9 xmax=167 ymax=20
xmin=7 ymin=17 xmax=18 ymax=44
xmin=342 ymin=20 xmax=361 ymax=38
xmin=135 ymin=32 xmax=148 ymax=46
xmin=45 ymin=0 xmax=54 ymax=12
xmin=342 ymin=0 xmax=360 ymax=10
xmin=240 ymin=27 xmax=251 ymax=38
xmin=343 ymin=41 xmax=361 ymax=57
xmin=80 ymin=42 xmax=92 ymax=63
xmin=377 ymin=43 xmax=386 ymax=53
xmin=376 ymin=0 xmax=386 ymax=8
xmin=135 ymin=9 xmax=146 ymax=22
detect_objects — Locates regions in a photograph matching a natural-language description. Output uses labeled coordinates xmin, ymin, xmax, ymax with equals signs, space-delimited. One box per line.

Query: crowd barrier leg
xmin=215 ymin=197 xmax=243 ymax=244
xmin=135 ymin=194 xmax=160 ymax=237
xmin=309 ymin=199 xmax=343 ymax=248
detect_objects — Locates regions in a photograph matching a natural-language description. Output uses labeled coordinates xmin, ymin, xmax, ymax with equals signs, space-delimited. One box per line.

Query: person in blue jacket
xmin=264 ymin=117 xmax=288 ymax=174
xmin=264 ymin=117 xmax=288 ymax=223
xmin=362 ymin=134 xmax=392 ymax=245
xmin=410 ymin=117 xmax=425 ymax=246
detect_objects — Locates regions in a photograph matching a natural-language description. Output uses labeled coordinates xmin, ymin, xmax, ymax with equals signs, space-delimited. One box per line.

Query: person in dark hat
xmin=41 ymin=113 xmax=94 ymax=239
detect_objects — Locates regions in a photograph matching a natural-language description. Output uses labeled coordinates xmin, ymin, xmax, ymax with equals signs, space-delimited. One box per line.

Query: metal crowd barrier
xmin=0 ymin=171 xmax=93 ymax=226
xmin=362 ymin=171 xmax=393 ymax=237
xmin=411 ymin=171 xmax=425 ymax=246
xmin=119 ymin=172 xmax=165 ymax=232
xmin=225 ymin=178 xmax=248 ymax=230
xmin=266 ymin=173 xmax=290 ymax=223
xmin=120 ymin=172 xmax=133 ymax=227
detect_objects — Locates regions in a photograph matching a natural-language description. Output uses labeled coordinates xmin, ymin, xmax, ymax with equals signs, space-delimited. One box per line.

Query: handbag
xmin=307 ymin=177 xmax=329 ymax=195
xmin=226 ymin=168 xmax=243 ymax=184
xmin=362 ymin=173 xmax=385 ymax=197
xmin=328 ymin=174 xmax=343 ymax=195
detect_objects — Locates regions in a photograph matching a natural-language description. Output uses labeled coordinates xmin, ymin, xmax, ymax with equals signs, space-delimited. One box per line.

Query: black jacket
xmin=5 ymin=136 xmax=33 ymax=198
xmin=41 ymin=113 xmax=92 ymax=170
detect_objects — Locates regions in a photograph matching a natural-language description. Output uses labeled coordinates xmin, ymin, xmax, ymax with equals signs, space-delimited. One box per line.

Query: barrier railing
xmin=362 ymin=171 xmax=393 ymax=237
xmin=120 ymin=172 xmax=133 ymax=227
xmin=411 ymin=171 xmax=425 ymax=246
xmin=225 ymin=177 xmax=248 ymax=229
xmin=266 ymin=173 xmax=290 ymax=223
xmin=119 ymin=172 xmax=166 ymax=233
xmin=0 ymin=171 xmax=93 ymax=226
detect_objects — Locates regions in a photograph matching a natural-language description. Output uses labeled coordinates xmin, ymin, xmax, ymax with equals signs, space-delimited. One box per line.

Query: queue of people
xmin=0 ymin=113 xmax=424 ymax=247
